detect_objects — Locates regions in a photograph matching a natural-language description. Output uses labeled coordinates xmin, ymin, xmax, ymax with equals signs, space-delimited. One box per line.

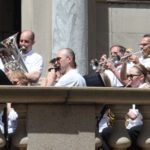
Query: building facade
xmin=0 ymin=0 xmax=150 ymax=75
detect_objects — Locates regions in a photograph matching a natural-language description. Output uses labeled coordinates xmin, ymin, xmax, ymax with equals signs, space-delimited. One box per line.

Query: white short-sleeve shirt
xmin=55 ymin=69 xmax=86 ymax=87
xmin=104 ymin=70 xmax=123 ymax=87
xmin=0 ymin=50 xmax=44 ymax=74
xmin=22 ymin=50 xmax=43 ymax=73
xmin=139 ymin=56 xmax=150 ymax=70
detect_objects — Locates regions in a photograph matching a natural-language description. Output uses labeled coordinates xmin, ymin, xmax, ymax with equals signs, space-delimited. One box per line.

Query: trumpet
xmin=90 ymin=58 xmax=99 ymax=70
xmin=120 ymin=50 xmax=142 ymax=60
xmin=90 ymin=55 xmax=121 ymax=72
xmin=90 ymin=50 xmax=142 ymax=72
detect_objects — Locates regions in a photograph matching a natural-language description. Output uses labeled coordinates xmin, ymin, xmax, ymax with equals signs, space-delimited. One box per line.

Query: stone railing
xmin=0 ymin=86 xmax=150 ymax=150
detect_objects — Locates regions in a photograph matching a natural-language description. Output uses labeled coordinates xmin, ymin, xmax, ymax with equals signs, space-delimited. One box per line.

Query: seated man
xmin=43 ymin=48 xmax=86 ymax=87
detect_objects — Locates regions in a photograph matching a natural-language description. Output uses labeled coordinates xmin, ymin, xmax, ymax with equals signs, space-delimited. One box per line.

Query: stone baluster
xmin=108 ymin=105 xmax=131 ymax=150
xmin=138 ymin=105 xmax=150 ymax=150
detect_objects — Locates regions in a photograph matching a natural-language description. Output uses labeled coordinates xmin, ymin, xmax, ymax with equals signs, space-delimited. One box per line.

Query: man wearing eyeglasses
xmin=120 ymin=34 xmax=150 ymax=84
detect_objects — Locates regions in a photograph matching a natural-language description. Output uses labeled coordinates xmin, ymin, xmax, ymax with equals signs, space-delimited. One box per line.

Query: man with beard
xmin=44 ymin=48 xmax=86 ymax=87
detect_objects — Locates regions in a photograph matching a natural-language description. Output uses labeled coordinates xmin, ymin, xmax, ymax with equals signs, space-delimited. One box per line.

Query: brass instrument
xmin=121 ymin=50 xmax=142 ymax=60
xmin=90 ymin=58 xmax=99 ymax=71
xmin=106 ymin=109 xmax=115 ymax=127
xmin=0 ymin=33 xmax=28 ymax=72
xmin=90 ymin=54 xmax=121 ymax=72
xmin=90 ymin=50 xmax=142 ymax=72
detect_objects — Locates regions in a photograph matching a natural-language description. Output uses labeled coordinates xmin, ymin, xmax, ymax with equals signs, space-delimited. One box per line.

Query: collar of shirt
xmin=22 ymin=50 xmax=33 ymax=57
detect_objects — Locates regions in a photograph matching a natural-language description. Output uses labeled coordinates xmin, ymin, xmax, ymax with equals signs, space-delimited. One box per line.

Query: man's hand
xmin=46 ymin=68 xmax=57 ymax=86
xmin=128 ymin=55 xmax=139 ymax=64
xmin=127 ymin=109 xmax=138 ymax=120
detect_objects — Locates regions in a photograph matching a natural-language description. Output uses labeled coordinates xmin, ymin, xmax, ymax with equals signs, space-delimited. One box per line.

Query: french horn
xmin=0 ymin=33 xmax=28 ymax=72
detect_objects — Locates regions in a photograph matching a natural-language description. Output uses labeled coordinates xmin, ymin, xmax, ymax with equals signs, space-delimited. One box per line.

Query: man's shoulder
xmin=31 ymin=52 xmax=42 ymax=57
xmin=139 ymin=56 xmax=150 ymax=61
xmin=56 ymin=69 xmax=86 ymax=87
xmin=65 ymin=69 xmax=86 ymax=84
xmin=27 ymin=51 xmax=43 ymax=60
xmin=66 ymin=69 xmax=82 ymax=77
xmin=139 ymin=57 xmax=150 ymax=68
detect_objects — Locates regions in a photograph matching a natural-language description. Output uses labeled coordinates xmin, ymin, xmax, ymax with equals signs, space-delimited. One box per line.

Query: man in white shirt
xmin=19 ymin=30 xmax=43 ymax=83
xmin=138 ymin=34 xmax=150 ymax=70
xmin=126 ymin=34 xmax=150 ymax=70
xmin=0 ymin=30 xmax=43 ymax=83
xmin=44 ymin=48 xmax=86 ymax=87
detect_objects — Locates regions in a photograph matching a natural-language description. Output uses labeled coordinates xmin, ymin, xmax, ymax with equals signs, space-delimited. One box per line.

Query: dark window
xmin=0 ymin=0 xmax=21 ymax=42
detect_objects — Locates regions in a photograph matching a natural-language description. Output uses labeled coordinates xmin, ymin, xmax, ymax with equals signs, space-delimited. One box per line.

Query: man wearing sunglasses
xmin=44 ymin=48 xmax=86 ymax=87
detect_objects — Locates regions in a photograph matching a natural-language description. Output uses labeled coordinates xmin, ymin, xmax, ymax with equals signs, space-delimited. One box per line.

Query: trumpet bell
xmin=90 ymin=59 xmax=99 ymax=70
xmin=0 ymin=33 xmax=18 ymax=49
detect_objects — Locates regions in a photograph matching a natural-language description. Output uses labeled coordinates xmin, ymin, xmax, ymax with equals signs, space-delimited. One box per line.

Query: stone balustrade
xmin=0 ymin=86 xmax=150 ymax=150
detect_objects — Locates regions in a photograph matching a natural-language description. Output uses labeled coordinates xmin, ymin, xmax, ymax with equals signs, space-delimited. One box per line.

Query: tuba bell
xmin=0 ymin=33 xmax=28 ymax=72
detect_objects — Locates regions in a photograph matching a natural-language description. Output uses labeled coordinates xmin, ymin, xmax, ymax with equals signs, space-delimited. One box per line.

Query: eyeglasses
xmin=127 ymin=74 xmax=141 ymax=78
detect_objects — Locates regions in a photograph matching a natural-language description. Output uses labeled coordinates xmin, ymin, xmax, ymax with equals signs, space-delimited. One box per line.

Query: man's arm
xmin=25 ymin=71 xmax=41 ymax=83
xmin=44 ymin=69 xmax=57 ymax=86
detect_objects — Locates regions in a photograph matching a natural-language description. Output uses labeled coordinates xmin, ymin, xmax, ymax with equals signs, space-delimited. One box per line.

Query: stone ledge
xmin=0 ymin=86 xmax=150 ymax=104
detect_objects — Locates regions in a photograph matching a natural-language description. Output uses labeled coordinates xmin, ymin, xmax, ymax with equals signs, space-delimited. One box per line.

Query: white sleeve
xmin=104 ymin=70 xmax=123 ymax=87
xmin=8 ymin=109 xmax=18 ymax=121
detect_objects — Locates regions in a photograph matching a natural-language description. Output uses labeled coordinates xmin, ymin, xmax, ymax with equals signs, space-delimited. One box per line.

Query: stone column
xmin=21 ymin=0 xmax=53 ymax=76
xmin=52 ymin=0 xmax=88 ymax=75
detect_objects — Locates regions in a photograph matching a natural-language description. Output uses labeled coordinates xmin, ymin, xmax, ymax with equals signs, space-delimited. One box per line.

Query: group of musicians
xmin=93 ymin=35 xmax=150 ymax=150
xmin=0 ymin=31 xmax=150 ymax=150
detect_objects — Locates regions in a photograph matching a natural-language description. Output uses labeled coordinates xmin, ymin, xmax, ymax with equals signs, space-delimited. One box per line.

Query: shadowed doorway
xmin=0 ymin=0 xmax=21 ymax=42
